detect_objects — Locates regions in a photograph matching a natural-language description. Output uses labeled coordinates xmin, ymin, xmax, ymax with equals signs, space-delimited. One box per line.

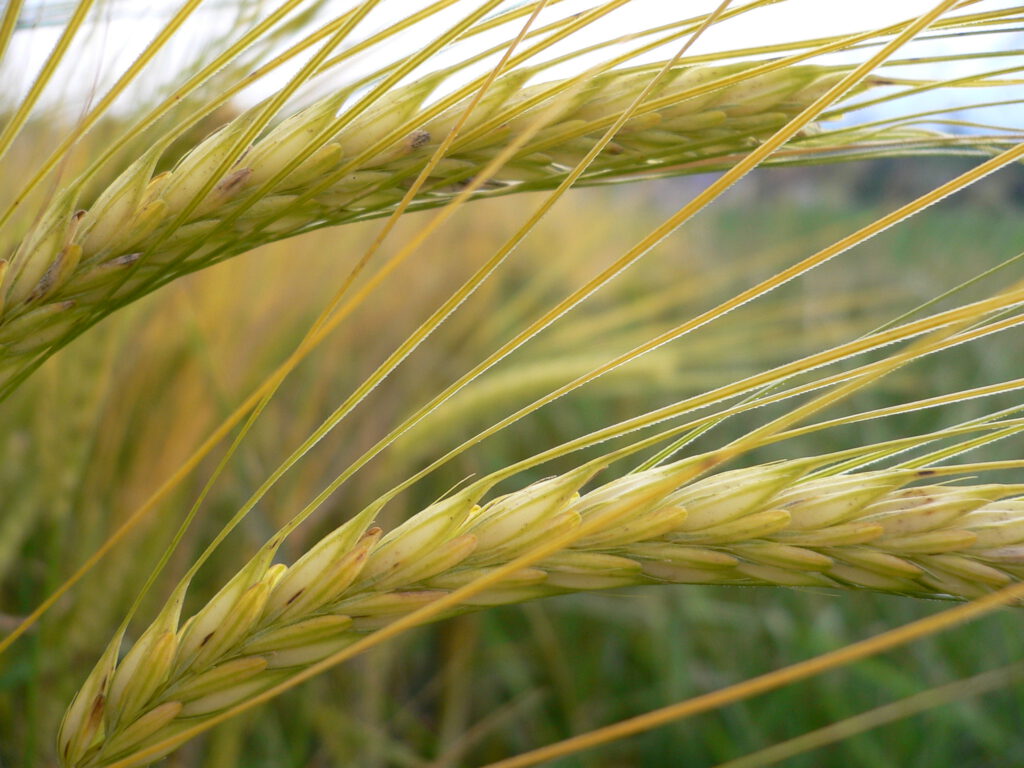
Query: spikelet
xmin=262 ymin=515 xmax=379 ymax=625
xmin=244 ymin=92 xmax=348 ymax=188
xmin=3 ymin=192 xmax=81 ymax=310
xmin=75 ymin=143 xmax=170 ymax=258
xmin=355 ymin=484 xmax=490 ymax=588
xmin=58 ymin=638 xmax=120 ymax=767
xmin=159 ymin=104 xmax=265 ymax=218
xmin=464 ymin=465 xmax=599 ymax=565
xmin=173 ymin=550 xmax=275 ymax=676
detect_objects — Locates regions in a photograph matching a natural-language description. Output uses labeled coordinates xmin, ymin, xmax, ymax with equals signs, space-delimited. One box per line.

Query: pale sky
xmin=7 ymin=0 xmax=1023 ymax=130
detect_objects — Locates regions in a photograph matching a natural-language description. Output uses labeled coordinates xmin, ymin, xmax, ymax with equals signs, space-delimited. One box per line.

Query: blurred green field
xmin=3 ymin=154 xmax=1024 ymax=767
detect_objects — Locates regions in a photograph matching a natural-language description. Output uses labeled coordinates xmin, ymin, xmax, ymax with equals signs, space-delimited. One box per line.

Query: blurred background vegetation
xmin=3 ymin=129 xmax=1024 ymax=764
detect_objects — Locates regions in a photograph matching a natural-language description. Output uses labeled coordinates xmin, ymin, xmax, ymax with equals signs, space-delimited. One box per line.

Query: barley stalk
xmin=0 ymin=60 xmax=878 ymax=370
xmin=60 ymin=457 xmax=1024 ymax=767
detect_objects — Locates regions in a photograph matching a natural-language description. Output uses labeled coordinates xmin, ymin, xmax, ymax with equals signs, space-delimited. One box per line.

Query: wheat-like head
xmin=58 ymin=454 xmax=1024 ymax=767
xmin=0 ymin=61 xmax=873 ymax=369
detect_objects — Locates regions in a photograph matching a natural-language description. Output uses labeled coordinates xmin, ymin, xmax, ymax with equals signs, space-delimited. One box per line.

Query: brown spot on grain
xmin=216 ymin=167 xmax=252 ymax=196
xmin=406 ymin=129 xmax=430 ymax=150
xmin=89 ymin=693 xmax=106 ymax=725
